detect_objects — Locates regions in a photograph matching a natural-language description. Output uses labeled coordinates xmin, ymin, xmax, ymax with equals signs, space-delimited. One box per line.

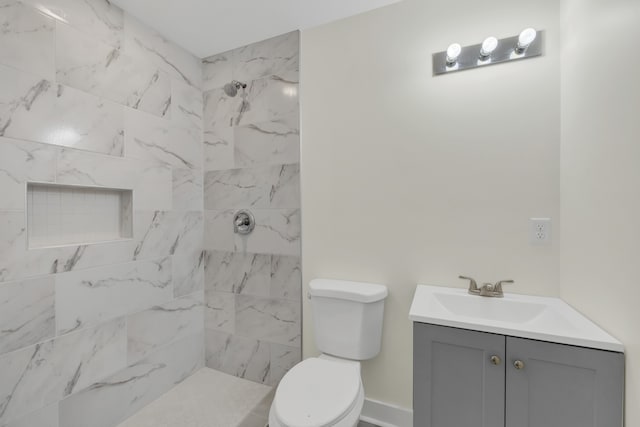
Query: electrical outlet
xmin=530 ymin=218 xmax=552 ymax=245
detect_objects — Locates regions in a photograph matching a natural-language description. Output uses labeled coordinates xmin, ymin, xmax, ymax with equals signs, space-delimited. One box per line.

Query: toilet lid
xmin=273 ymin=358 xmax=361 ymax=427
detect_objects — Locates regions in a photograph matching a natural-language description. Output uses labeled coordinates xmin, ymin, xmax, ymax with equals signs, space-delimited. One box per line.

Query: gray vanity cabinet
xmin=505 ymin=336 xmax=624 ymax=427
xmin=413 ymin=324 xmax=505 ymax=427
xmin=414 ymin=323 xmax=624 ymax=427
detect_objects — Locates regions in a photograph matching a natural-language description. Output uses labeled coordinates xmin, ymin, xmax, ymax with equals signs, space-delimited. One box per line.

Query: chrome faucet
xmin=459 ymin=276 xmax=514 ymax=298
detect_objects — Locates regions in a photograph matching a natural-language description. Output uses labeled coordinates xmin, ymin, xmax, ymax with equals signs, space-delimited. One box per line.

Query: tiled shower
xmin=202 ymin=32 xmax=301 ymax=386
xmin=0 ymin=0 xmax=300 ymax=425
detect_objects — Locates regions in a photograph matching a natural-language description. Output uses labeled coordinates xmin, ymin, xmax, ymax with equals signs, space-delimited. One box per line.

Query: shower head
xmin=223 ymin=80 xmax=247 ymax=97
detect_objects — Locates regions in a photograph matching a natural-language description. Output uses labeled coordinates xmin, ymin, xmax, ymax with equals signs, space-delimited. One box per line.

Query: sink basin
xmin=433 ymin=292 xmax=547 ymax=324
xmin=409 ymin=285 xmax=623 ymax=352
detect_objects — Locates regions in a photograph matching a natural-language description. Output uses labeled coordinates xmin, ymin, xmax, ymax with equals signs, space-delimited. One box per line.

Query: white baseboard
xmin=360 ymin=398 xmax=413 ymax=427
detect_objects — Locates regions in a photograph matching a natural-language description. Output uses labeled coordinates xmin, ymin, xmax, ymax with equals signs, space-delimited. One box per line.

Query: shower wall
xmin=202 ymin=31 xmax=302 ymax=385
xmin=0 ymin=1 xmax=204 ymax=426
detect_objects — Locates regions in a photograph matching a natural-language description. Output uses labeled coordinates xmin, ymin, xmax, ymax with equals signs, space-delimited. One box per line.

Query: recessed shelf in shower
xmin=26 ymin=182 xmax=133 ymax=249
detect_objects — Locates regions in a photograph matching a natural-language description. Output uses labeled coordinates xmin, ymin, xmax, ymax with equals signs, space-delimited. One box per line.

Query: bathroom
xmin=0 ymin=0 xmax=638 ymax=426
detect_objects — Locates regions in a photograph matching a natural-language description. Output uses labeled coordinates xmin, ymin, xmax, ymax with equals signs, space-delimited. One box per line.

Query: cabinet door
xmin=414 ymin=323 xmax=505 ymax=427
xmin=506 ymin=337 xmax=624 ymax=427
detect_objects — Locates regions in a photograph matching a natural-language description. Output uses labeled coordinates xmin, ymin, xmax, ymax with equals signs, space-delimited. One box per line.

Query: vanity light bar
xmin=433 ymin=28 xmax=543 ymax=75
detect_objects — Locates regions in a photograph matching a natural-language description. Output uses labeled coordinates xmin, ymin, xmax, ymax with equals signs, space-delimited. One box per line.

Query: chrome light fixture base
xmin=433 ymin=31 xmax=543 ymax=76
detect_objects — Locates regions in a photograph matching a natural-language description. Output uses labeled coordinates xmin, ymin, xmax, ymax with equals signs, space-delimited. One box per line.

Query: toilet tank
xmin=309 ymin=279 xmax=388 ymax=360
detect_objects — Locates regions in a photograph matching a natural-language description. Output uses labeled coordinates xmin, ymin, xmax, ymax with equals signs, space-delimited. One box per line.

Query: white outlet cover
xmin=530 ymin=218 xmax=552 ymax=245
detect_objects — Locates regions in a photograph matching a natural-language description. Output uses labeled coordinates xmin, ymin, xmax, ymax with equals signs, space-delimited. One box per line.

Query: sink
xmin=433 ymin=292 xmax=546 ymax=324
xmin=410 ymin=285 xmax=623 ymax=352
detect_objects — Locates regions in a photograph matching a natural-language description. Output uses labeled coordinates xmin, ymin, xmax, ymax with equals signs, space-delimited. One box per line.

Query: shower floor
xmin=116 ymin=368 xmax=273 ymax=427
xmin=115 ymin=367 xmax=380 ymax=427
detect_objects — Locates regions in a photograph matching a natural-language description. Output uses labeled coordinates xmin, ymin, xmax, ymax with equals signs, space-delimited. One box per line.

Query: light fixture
xmin=446 ymin=43 xmax=462 ymax=67
xmin=433 ymin=29 xmax=543 ymax=75
xmin=479 ymin=36 xmax=498 ymax=60
xmin=515 ymin=28 xmax=537 ymax=53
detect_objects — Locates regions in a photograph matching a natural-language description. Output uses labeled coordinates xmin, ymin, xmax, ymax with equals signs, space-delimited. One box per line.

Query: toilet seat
xmin=270 ymin=357 xmax=363 ymax=427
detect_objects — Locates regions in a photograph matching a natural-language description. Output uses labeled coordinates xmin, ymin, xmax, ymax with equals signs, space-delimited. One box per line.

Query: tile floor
xmin=116 ymin=368 xmax=271 ymax=427
xmin=116 ymin=367 xmax=379 ymax=427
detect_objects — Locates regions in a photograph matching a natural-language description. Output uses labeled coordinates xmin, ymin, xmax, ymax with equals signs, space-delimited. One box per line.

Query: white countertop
xmin=409 ymin=285 xmax=624 ymax=353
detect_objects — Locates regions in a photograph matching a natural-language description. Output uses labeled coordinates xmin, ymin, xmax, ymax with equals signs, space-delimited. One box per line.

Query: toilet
xmin=269 ymin=279 xmax=388 ymax=427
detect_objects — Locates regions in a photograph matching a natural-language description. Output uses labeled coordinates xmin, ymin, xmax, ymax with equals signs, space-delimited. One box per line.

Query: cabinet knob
xmin=490 ymin=355 xmax=502 ymax=365
xmin=514 ymin=360 xmax=525 ymax=370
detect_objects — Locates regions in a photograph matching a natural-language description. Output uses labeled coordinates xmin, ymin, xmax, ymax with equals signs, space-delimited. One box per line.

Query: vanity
xmin=409 ymin=284 xmax=624 ymax=427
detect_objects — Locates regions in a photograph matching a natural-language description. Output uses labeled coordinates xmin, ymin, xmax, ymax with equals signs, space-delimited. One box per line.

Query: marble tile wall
xmin=201 ymin=31 xmax=302 ymax=386
xmin=0 ymin=0 xmax=204 ymax=426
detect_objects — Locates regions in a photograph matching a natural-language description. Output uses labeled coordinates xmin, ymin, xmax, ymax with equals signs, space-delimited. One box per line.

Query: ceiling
xmin=111 ymin=0 xmax=401 ymax=58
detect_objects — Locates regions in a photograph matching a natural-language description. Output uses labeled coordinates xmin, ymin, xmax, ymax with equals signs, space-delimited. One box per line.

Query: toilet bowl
xmin=268 ymin=279 xmax=388 ymax=427
xmin=268 ymin=356 xmax=364 ymax=427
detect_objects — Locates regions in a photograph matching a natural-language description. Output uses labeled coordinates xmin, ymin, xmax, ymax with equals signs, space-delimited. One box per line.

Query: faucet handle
xmin=459 ymin=275 xmax=479 ymax=294
xmin=494 ymin=280 xmax=514 ymax=293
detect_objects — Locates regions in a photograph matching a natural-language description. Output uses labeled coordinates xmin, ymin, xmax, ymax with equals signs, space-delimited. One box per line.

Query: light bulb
xmin=516 ymin=28 xmax=537 ymax=53
xmin=446 ymin=43 xmax=462 ymax=66
xmin=480 ymin=36 xmax=498 ymax=59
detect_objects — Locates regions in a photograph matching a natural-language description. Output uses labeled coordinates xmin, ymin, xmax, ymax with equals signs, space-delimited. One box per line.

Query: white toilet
xmin=269 ymin=279 xmax=388 ymax=427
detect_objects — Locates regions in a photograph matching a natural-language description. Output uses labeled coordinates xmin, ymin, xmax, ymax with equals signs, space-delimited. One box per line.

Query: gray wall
xmin=201 ymin=31 xmax=302 ymax=385
xmin=0 ymin=1 xmax=205 ymax=425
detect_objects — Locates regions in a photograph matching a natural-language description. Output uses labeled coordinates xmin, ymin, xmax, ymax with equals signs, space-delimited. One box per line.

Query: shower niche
xmin=26 ymin=182 xmax=133 ymax=248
